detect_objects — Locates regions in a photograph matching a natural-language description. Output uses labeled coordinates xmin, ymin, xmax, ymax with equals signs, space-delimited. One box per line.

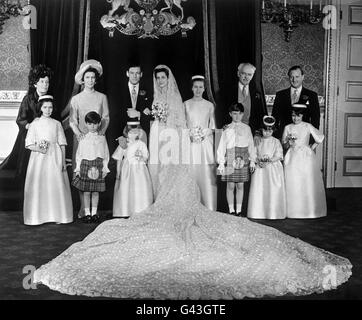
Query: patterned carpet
xmin=0 ymin=189 xmax=361 ymax=300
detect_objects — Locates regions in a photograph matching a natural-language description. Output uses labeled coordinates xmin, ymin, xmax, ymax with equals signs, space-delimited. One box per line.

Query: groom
xmin=120 ymin=62 xmax=152 ymax=140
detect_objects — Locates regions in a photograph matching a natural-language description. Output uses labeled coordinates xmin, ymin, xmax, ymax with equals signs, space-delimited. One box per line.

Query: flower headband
xmin=263 ymin=115 xmax=275 ymax=127
xmin=191 ymin=75 xmax=205 ymax=80
xmin=38 ymin=95 xmax=54 ymax=102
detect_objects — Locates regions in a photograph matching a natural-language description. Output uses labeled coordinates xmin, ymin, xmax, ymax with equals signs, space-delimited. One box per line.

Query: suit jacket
xmin=271 ymin=87 xmax=320 ymax=139
xmin=222 ymin=81 xmax=267 ymax=134
xmin=119 ymin=82 xmax=152 ymax=137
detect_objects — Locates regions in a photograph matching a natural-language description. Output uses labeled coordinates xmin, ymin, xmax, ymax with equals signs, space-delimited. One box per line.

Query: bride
xmin=33 ymin=66 xmax=352 ymax=299
xmin=148 ymin=65 xmax=187 ymax=195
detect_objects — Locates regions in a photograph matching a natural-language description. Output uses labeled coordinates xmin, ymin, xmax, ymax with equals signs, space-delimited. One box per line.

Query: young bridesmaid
xmin=283 ymin=104 xmax=326 ymax=218
xmin=112 ymin=118 xmax=153 ymax=218
xmin=247 ymin=116 xmax=287 ymax=219
xmin=23 ymin=95 xmax=73 ymax=225
xmin=72 ymin=111 xmax=110 ymax=223
xmin=217 ymin=103 xmax=256 ymax=216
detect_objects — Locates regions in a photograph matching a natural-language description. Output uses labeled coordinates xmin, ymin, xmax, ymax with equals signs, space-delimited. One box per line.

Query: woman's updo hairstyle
xmin=154 ymin=67 xmax=169 ymax=78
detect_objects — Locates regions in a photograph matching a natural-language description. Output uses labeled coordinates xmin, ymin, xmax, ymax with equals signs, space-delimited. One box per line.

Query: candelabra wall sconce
xmin=261 ymin=0 xmax=325 ymax=42
xmin=0 ymin=0 xmax=30 ymax=34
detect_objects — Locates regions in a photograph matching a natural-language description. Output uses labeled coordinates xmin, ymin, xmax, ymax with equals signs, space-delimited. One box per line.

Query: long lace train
xmin=33 ymin=165 xmax=352 ymax=299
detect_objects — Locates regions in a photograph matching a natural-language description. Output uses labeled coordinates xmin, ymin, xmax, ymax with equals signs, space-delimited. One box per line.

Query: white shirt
xmin=128 ymin=82 xmax=139 ymax=96
xmin=238 ymin=83 xmax=249 ymax=97
xmin=75 ymin=132 xmax=110 ymax=173
xmin=290 ymin=86 xmax=302 ymax=103
xmin=217 ymin=122 xmax=256 ymax=165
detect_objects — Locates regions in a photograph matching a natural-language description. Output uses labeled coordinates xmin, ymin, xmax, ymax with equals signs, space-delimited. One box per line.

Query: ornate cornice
xmin=0 ymin=90 xmax=27 ymax=102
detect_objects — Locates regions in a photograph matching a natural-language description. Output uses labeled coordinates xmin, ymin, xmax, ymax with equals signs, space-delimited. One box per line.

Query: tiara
xmin=38 ymin=95 xmax=54 ymax=102
xmin=191 ymin=75 xmax=205 ymax=80
xmin=263 ymin=115 xmax=275 ymax=126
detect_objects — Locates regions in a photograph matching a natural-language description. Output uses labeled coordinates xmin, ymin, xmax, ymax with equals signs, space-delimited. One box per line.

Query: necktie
xmin=241 ymin=85 xmax=248 ymax=100
xmin=131 ymin=85 xmax=137 ymax=108
xmin=292 ymin=89 xmax=298 ymax=104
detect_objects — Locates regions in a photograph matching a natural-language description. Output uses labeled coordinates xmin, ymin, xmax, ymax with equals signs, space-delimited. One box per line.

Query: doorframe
xmin=324 ymin=0 xmax=341 ymax=188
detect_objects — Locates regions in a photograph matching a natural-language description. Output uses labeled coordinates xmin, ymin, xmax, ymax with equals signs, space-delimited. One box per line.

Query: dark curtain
xmin=88 ymin=0 xmax=204 ymax=152
xmin=209 ymin=0 xmax=267 ymax=213
xmin=212 ymin=0 xmax=267 ymax=128
xmin=30 ymin=0 xmax=85 ymax=120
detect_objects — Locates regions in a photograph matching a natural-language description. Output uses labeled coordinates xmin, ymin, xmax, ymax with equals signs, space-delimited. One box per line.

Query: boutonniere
xmin=301 ymin=95 xmax=309 ymax=101
xmin=139 ymin=90 xmax=146 ymax=96
xmin=255 ymin=92 xmax=261 ymax=99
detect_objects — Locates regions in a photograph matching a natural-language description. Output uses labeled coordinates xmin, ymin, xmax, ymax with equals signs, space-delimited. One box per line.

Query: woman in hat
xmin=69 ymin=60 xmax=109 ymax=218
xmin=184 ymin=75 xmax=217 ymax=211
xmin=247 ymin=115 xmax=287 ymax=219
xmin=0 ymin=65 xmax=53 ymax=182
xmin=23 ymin=95 xmax=73 ymax=225
xmin=112 ymin=117 xmax=153 ymax=218
xmin=282 ymin=104 xmax=326 ymax=218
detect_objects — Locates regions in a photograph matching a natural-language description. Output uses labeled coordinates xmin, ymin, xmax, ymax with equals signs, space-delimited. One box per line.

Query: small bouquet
xmin=257 ymin=155 xmax=271 ymax=168
xmin=38 ymin=140 xmax=49 ymax=152
xmin=286 ymin=133 xmax=297 ymax=143
xmin=134 ymin=149 xmax=143 ymax=161
xmin=189 ymin=126 xmax=205 ymax=143
xmin=151 ymin=101 xmax=168 ymax=123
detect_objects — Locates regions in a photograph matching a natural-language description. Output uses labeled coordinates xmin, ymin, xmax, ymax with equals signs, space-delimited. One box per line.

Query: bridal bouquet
xmin=190 ymin=126 xmax=205 ymax=143
xmin=38 ymin=140 xmax=50 ymax=152
xmin=151 ymin=101 xmax=168 ymax=123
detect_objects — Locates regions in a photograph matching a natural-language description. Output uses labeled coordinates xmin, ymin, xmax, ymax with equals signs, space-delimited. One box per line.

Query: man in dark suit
xmin=119 ymin=63 xmax=152 ymax=141
xmin=222 ymin=62 xmax=267 ymax=134
xmin=272 ymin=65 xmax=320 ymax=139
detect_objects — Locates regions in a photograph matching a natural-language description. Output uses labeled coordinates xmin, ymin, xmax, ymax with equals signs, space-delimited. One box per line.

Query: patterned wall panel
xmin=261 ymin=22 xmax=325 ymax=95
xmin=0 ymin=16 xmax=30 ymax=91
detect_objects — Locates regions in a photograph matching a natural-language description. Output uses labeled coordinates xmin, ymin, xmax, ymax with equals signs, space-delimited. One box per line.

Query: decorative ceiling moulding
xmin=261 ymin=0 xmax=328 ymax=42
xmin=100 ymin=0 xmax=196 ymax=39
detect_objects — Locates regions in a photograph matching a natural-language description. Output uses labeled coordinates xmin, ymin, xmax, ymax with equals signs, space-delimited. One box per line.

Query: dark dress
xmin=0 ymin=91 xmax=39 ymax=181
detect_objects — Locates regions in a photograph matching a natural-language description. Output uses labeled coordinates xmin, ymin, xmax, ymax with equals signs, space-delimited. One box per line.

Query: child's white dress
xmin=112 ymin=140 xmax=153 ymax=217
xmin=23 ymin=117 xmax=73 ymax=225
xmin=282 ymin=121 xmax=326 ymax=218
xmin=247 ymin=136 xmax=287 ymax=219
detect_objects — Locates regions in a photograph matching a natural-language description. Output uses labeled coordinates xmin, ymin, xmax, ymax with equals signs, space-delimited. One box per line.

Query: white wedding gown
xmin=33 ymin=164 xmax=352 ymax=299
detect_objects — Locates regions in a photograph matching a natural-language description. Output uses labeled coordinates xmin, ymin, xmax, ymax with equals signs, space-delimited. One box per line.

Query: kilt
xmin=221 ymin=147 xmax=250 ymax=183
xmin=72 ymin=157 xmax=106 ymax=192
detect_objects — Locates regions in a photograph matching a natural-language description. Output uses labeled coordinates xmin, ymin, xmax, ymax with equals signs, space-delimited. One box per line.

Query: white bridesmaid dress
xmin=283 ymin=121 xmax=327 ymax=218
xmin=112 ymin=140 xmax=153 ymax=217
xmin=247 ymin=136 xmax=287 ymax=219
xmin=23 ymin=117 xmax=73 ymax=225
xmin=185 ymin=98 xmax=217 ymax=211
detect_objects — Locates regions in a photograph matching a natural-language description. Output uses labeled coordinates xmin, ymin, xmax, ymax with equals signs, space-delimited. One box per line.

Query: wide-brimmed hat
xmin=74 ymin=60 xmax=103 ymax=85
